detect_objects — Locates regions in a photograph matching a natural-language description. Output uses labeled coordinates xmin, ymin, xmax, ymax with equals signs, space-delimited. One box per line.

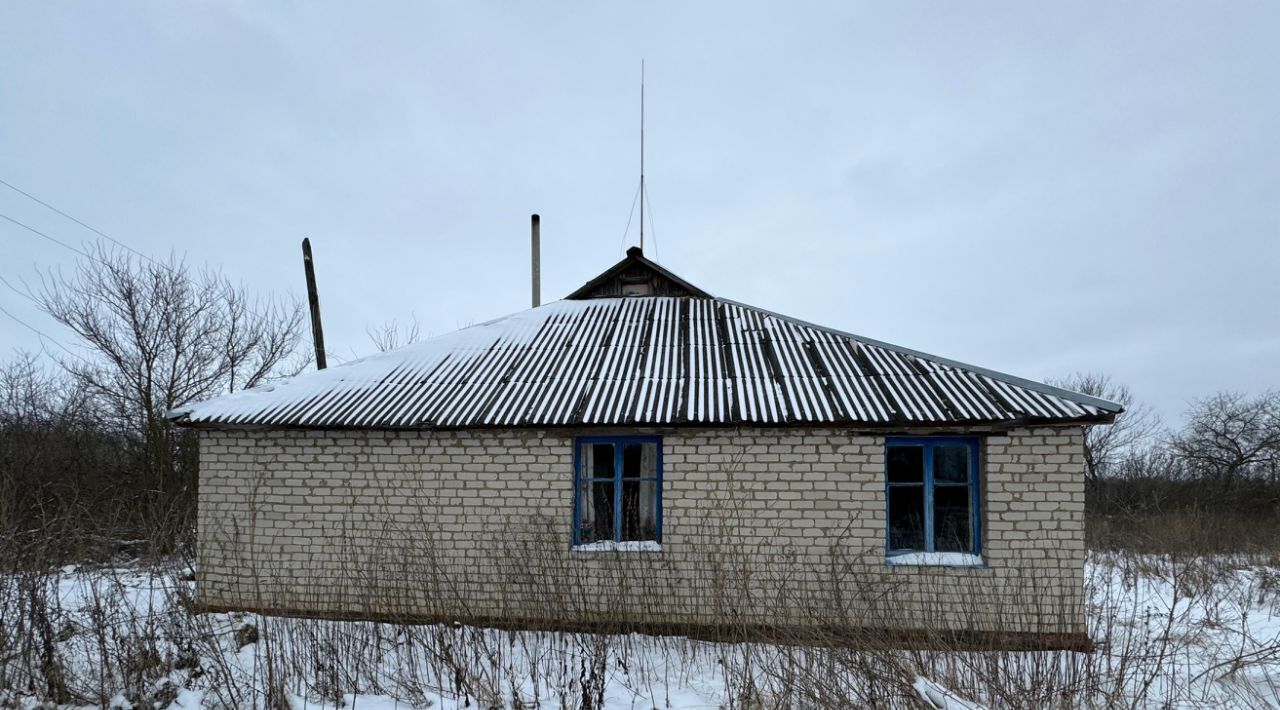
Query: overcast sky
xmin=1 ymin=2 xmax=1277 ymax=423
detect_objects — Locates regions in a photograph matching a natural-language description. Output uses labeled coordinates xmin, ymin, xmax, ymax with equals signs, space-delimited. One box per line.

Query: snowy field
xmin=2 ymin=553 xmax=1278 ymax=709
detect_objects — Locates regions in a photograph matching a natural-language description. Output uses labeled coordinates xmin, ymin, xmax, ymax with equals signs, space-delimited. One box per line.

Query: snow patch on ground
xmin=4 ymin=553 xmax=1280 ymax=708
xmin=913 ymin=675 xmax=986 ymax=709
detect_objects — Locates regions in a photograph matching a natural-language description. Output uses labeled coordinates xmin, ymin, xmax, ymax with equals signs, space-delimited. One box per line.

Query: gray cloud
xmin=1 ymin=2 xmax=1276 ymax=422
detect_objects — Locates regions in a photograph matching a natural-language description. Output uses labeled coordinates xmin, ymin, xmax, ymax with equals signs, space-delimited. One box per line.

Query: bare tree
xmin=1048 ymin=373 xmax=1160 ymax=480
xmin=37 ymin=247 xmax=305 ymax=429
xmin=366 ymin=314 xmax=423 ymax=353
xmin=31 ymin=245 xmax=307 ymax=540
xmin=1171 ymin=390 xmax=1280 ymax=482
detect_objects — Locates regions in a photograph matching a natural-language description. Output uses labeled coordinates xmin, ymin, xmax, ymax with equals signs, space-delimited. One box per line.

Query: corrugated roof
xmin=169 ymin=295 xmax=1121 ymax=430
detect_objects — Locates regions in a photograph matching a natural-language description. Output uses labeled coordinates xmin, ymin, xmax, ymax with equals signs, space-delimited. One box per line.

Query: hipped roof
xmin=169 ymin=250 xmax=1120 ymax=430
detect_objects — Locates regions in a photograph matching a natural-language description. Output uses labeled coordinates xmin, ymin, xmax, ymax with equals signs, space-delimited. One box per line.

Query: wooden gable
xmin=566 ymin=247 xmax=711 ymax=300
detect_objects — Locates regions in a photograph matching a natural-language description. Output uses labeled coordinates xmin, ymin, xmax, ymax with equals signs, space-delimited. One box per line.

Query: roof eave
xmin=173 ymin=411 xmax=1117 ymax=433
xmin=714 ymin=296 xmax=1127 ymax=417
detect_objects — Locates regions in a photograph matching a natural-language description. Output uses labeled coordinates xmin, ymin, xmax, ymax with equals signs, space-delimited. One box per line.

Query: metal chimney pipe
xmin=531 ymin=214 xmax=541 ymax=308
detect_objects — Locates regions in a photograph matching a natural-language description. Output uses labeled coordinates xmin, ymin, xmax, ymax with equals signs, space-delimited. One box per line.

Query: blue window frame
xmin=573 ymin=436 xmax=662 ymax=545
xmin=884 ymin=437 xmax=981 ymax=556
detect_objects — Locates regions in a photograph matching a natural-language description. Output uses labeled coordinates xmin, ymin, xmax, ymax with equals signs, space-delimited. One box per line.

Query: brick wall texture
xmin=196 ymin=426 xmax=1087 ymax=636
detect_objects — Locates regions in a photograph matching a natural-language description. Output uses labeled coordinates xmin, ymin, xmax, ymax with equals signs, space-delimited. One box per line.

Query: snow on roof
xmin=168 ymin=295 xmax=1121 ymax=430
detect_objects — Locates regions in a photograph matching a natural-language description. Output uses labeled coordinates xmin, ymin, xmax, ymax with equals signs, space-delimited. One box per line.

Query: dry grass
xmin=2 ymin=511 xmax=1279 ymax=709
xmin=1088 ymin=511 xmax=1280 ymax=564
xmin=4 ymin=458 xmax=1280 ymax=708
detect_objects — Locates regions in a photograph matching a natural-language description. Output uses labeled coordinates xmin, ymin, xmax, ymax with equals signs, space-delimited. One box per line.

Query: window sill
xmin=571 ymin=540 xmax=662 ymax=553
xmin=885 ymin=552 xmax=985 ymax=568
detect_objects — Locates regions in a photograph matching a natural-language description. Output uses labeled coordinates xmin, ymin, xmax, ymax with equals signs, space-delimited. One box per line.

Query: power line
xmin=0 ymin=180 xmax=282 ymax=313
xmin=0 ymin=178 xmax=162 ymax=266
xmin=0 ymin=179 xmax=201 ymax=283
xmin=0 ymin=252 xmax=85 ymax=360
xmin=0 ymin=180 xmax=296 ymax=334
xmin=0 ymin=204 xmax=292 ymax=323
xmin=0 ymin=273 xmax=37 ymax=305
xmin=0 ymin=274 xmax=99 ymax=367
xmin=0 ymin=212 xmax=94 ymax=260
xmin=0 ymin=302 xmax=80 ymax=359
xmin=0 ymin=179 xmax=290 ymax=313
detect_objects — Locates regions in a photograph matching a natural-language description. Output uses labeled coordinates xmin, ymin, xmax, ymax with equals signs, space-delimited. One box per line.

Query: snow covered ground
xmin=2 ymin=553 xmax=1277 ymax=709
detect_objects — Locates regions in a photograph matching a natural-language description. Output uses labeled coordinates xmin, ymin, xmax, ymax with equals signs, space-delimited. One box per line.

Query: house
xmin=170 ymin=246 xmax=1120 ymax=649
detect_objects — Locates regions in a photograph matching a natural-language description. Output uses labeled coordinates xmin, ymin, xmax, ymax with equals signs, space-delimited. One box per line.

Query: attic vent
xmin=620 ymin=275 xmax=652 ymax=297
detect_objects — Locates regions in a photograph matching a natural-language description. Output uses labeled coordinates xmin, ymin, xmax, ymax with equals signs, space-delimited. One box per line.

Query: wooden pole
xmin=302 ymin=238 xmax=327 ymax=370
xmin=531 ymin=214 xmax=541 ymax=308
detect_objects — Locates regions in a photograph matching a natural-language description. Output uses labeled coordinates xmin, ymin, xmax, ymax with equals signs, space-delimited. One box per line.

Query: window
xmin=885 ymin=437 xmax=980 ymax=558
xmin=573 ymin=436 xmax=662 ymax=547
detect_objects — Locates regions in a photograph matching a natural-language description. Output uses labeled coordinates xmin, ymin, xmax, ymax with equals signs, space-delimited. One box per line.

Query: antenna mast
xmin=639 ymin=60 xmax=645 ymax=252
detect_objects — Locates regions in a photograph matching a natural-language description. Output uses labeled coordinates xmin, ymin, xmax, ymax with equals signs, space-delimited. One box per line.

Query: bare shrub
xmin=366 ymin=314 xmax=423 ymax=352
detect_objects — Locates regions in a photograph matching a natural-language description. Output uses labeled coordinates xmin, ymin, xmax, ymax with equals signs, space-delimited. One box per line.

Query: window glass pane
xmin=935 ymin=445 xmax=970 ymax=483
xmin=887 ymin=446 xmax=924 ymax=483
xmin=888 ymin=486 xmax=925 ymax=551
xmin=621 ymin=479 xmax=658 ymax=541
xmin=578 ymin=480 xmax=615 ymax=543
xmin=584 ymin=443 xmax=614 ymax=479
xmin=622 ymin=442 xmax=657 ymax=479
xmin=934 ymin=485 xmax=972 ymax=552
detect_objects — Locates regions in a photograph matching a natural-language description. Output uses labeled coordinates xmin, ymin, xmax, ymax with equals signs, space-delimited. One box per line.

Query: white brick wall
xmin=197 ymin=426 xmax=1087 ymax=636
